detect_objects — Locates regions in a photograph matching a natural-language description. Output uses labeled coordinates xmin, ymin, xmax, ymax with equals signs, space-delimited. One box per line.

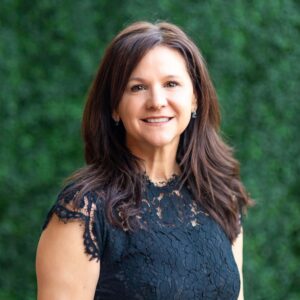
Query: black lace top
xmin=43 ymin=176 xmax=240 ymax=300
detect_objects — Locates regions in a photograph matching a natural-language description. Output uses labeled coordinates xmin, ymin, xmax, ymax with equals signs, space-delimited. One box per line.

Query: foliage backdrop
xmin=1 ymin=1 xmax=299 ymax=299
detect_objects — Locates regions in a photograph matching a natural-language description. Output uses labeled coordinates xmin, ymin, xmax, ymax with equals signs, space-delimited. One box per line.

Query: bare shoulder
xmin=36 ymin=214 xmax=100 ymax=300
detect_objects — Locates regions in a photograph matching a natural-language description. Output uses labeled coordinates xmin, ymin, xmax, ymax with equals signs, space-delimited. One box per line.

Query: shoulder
xmin=57 ymin=181 xmax=104 ymax=208
xmin=36 ymin=182 xmax=106 ymax=298
xmin=36 ymin=213 xmax=100 ymax=299
xmin=44 ymin=182 xmax=105 ymax=227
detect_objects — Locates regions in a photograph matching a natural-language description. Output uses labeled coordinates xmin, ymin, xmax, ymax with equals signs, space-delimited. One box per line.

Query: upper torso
xmin=45 ymin=176 xmax=240 ymax=300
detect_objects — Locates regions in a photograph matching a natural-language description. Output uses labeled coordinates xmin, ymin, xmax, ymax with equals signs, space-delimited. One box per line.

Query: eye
xmin=165 ymin=81 xmax=178 ymax=88
xmin=130 ymin=84 xmax=146 ymax=92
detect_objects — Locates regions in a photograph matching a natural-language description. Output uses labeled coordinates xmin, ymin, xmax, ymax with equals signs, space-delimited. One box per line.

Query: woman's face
xmin=113 ymin=46 xmax=197 ymax=154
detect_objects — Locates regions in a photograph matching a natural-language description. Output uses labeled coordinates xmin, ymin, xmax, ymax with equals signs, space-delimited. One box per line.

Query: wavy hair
xmin=66 ymin=21 xmax=252 ymax=243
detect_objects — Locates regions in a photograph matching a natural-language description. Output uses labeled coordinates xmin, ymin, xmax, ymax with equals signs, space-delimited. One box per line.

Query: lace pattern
xmin=43 ymin=187 xmax=103 ymax=261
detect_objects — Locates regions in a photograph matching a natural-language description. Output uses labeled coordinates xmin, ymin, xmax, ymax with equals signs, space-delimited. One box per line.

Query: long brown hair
xmin=66 ymin=21 xmax=252 ymax=243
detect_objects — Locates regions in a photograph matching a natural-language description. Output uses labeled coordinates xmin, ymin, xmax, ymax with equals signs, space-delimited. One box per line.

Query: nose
xmin=146 ymin=86 xmax=167 ymax=110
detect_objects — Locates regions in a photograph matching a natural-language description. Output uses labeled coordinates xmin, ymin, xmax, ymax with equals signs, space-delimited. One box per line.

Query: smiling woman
xmin=36 ymin=21 xmax=252 ymax=300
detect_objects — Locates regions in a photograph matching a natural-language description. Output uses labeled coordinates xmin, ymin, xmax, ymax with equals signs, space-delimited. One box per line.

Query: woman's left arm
xmin=232 ymin=229 xmax=244 ymax=300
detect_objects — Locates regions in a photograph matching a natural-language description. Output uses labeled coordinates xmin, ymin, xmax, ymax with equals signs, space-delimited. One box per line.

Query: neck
xmin=127 ymin=143 xmax=180 ymax=183
xmin=144 ymin=159 xmax=181 ymax=183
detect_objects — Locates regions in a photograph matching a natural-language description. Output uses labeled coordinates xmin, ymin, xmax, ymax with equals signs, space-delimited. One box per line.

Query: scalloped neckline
xmin=143 ymin=173 xmax=180 ymax=188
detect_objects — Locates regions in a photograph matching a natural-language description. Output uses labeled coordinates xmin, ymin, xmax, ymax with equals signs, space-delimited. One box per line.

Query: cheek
xmin=175 ymin=96 xmax=194 ymax=115
xmin=118 ymin=103 xmax=132 ymax=120
xmin=118 ymin=97 xmax=143 ymax=117
xmin=118 ymin=104 xmax=140 ymax=130
xmin=182 ymin=110 xmax=192 ymax=125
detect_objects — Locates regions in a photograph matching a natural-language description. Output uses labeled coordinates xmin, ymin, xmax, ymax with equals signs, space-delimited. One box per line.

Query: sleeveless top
xmin=43 ymin=176 xmax=240 ymax=300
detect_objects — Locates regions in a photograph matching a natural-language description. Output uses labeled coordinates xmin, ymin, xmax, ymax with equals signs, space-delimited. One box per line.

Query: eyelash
xmin=130 ymin=84 xmax=146 ymax=92
xmin=165 ymin=81 xmax=178 ymax=88
xmin=130 ymin=81 xmax=179 ymax=92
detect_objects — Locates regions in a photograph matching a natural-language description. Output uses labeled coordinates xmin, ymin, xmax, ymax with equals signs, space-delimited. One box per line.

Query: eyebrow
xmin=128 ymin=75 xmax=180 ymax=82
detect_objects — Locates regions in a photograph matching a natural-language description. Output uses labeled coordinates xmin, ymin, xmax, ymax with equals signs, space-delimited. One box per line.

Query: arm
xmin=36 ymin=214 xmax=100 ymax=300
xmin=232 ymin=228 xmax=244 ymax=300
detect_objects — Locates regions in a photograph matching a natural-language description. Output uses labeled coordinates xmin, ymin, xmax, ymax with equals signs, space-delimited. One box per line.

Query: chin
xmin=144 ymin=137 xmax=179 ymax=149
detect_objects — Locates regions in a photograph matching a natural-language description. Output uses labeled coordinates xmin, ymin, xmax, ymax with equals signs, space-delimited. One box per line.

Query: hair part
xmin=66 ymin=21 xmax=253 ymax=243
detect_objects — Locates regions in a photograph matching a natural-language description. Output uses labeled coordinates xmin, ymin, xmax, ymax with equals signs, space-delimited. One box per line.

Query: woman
xmin=36 ymin=21 xmax=252 ymax=300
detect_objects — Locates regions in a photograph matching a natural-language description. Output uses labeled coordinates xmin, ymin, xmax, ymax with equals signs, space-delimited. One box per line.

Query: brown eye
xmin=131 ymin=84 xmax=146 ymax=92
xmin=165 ymin=81 xmax=178 ymax=88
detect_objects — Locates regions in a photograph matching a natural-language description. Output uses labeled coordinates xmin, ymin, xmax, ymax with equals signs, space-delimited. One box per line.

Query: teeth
xmin=145 ymin=118 xmax=170 ymax=123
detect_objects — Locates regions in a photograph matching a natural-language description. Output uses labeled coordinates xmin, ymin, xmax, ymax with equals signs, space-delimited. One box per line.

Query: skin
xmin=36 ymin=45 xmax=244 ymax=299
xmin=232 ymin=230 xmax=244 ymax=300
xmin=36 ymin=215 xmax=100 ymax=300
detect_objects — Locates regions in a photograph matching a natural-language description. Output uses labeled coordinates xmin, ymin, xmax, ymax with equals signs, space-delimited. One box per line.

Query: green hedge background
xmin=1 ymin=1 xmax=299 ymax=299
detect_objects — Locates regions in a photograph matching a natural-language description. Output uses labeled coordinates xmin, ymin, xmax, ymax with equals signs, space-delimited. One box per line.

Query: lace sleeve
xmin=42 ymin=185 xmax=106 ymax=261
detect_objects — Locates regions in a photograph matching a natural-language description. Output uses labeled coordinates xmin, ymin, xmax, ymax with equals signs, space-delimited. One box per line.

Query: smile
xmin=142 ymin=117 xmax=173 ymax=123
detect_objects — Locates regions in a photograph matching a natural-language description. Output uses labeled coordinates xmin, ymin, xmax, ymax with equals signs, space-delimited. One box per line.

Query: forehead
xmin=129 ymin=46 xmax=189 ymax=78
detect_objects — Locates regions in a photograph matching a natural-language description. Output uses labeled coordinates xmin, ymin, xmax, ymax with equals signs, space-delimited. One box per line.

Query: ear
xmin=192 ymin=96 xmax=198 ymax=112
xmin=112 ymin=110 xmax=120 ymax=122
